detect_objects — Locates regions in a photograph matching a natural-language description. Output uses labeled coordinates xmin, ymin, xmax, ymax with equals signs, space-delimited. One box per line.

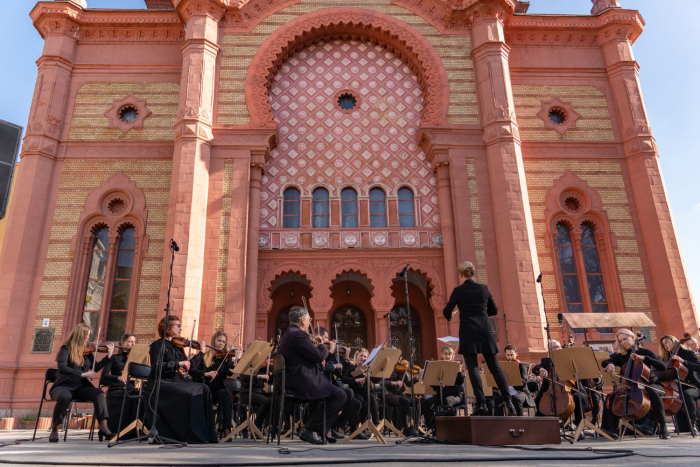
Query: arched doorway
xmin=389 ymin=305 xmax=423 ymax=364
xmin=330 ymin=305 xmax=368 ymax=351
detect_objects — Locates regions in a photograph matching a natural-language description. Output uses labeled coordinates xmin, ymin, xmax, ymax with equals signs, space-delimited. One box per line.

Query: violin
xmin=662 ymin=333 xmax=692 ymax=416
xmin=215 ymin=348 xmax=239 ymax=360
xmin=611 ymin=333 xmax=652 ymax=421
xmin=171 ymin=337 xmax=214 ymax=351
xmin=395 ymin=359 xmax=421 ymax=376
xmin=84 ymin=343 xmax=122 ymax=355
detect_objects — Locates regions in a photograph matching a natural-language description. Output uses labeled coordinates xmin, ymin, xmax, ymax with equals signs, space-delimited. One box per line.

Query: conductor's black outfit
xmin=50 ymin=345 xmax=109 ymax=427
xmin=443 ymin=279 xmax=511 ymax=406
xmin=278 ymin=324 xmax=347 ymax=436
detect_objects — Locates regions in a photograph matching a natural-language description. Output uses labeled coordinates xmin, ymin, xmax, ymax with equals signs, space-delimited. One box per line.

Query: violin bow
xmin=90 ymin=326 xmax=101 ymax=381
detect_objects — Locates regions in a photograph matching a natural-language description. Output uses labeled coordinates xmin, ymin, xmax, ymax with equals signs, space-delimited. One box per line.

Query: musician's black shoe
xmin=659 ymin=426 xmax=671 ymax=440
xmin=637 ymin=420 xmax=656 ymax=436
xmin=602 ymin=428 xmax=619 ymax=440
xmin=299 ymin=428 xmax=324 ymax=445
xmin=355 ymin=431 xmax=371 ymax=440
xmin=325 ymin=434 xmax=337 ymax=444
xmin=472 ymin=403 xmax=490 ymax=416
xmin=505 ymin=401 xmax=517 ymax=417
xmin=331 ymin=429 xmax=345 ymax=439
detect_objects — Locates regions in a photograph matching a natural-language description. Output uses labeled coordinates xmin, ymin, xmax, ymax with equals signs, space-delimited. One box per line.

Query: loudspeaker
xmin=0 ymin=119 xmax=22 ymax=219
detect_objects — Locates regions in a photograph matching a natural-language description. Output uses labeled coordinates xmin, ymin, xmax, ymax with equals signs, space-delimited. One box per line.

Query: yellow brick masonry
xmin=524 ymin=160 xmax=654 ymax=340
xmin=217 ymin=0 xmax=477 ymax=125
xmin=465 ymin=159 xmax=487 ymax=285
xmin=68 ymin=83 xmax=179 ymax=141
xmin=215 ymin=161 xmax=234 ymax=330
xmin=513 ymin=85 xmax=615 ymax=142
xmin=36 ymin=161 xmax=172 ymax=343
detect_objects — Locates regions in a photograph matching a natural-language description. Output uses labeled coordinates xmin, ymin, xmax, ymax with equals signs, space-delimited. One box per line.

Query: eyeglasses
xmin=172 ymin=323 xmax=182 ymax=328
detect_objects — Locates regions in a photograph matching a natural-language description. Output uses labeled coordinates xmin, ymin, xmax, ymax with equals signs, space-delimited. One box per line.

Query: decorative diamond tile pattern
xmin=261 ymin=40 xmax=440 ymax=228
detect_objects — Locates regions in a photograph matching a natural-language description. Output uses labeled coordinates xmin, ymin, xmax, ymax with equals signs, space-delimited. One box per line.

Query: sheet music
xmin=364 ymin=343 xmax=385 ymax=366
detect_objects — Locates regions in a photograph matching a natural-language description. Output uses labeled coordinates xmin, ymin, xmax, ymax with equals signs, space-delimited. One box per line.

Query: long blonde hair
xmin=659 ymin=335 xmax=687 ymax=363
xmin=58 ymin=323 xmax=92 ymax=366
xmin=203 ymin=331 xmax=227 ymax=368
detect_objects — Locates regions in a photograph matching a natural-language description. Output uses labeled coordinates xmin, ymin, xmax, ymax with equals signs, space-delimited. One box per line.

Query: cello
xmin=537 ymin=337 xmax=576 ymax=420
xmin=662 ymin=333 xmax=692 ymax=416
xmin=611 ymin=333 xmax=651 ymax=421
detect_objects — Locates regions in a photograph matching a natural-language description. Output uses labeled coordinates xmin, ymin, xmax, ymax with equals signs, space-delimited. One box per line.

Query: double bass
xmin=662 ymin=333 xmax=692 ymax=416
xmin=611 ymin=333 xmax=651 ymax=421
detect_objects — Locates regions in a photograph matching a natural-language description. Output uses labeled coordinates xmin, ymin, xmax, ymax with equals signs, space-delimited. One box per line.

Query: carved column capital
xmin=174 ymin=0 xmax=228 ymax=24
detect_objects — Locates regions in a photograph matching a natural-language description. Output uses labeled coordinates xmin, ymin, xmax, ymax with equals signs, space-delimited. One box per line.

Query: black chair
xmin=226 ymin=378 xmax=243 ymax=437
xmin=112 ymin=362 xmax=150 ymax=445
xmin=32 ymin=368 xmax=97 ymax=442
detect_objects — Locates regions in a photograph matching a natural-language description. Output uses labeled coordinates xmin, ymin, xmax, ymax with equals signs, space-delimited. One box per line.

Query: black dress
xmin=145 ymin=339 xmax=218 ymax=443
xmin=99 ymin=352 xmax=140 ymax=434
xmin=190 ymin=352 xmax=234 ymax=432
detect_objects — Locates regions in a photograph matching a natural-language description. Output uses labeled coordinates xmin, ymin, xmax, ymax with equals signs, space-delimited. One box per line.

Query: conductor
xmin=443 ymin=261 xmax=516 ymax=416
xmin=278 ymin=306 xmax=347 ymax=444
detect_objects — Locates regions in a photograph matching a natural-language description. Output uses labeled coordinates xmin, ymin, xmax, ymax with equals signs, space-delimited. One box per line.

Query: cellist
xmin=602 ymin=329 xmax=671 ymax=439
xmin=659 ymin=334 xmax=700 ymax=433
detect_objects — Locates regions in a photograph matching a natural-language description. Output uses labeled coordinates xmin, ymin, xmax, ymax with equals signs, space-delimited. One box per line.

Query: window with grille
xmin=398 ymin=187 xmax=415 ymax=227
xmin=369 ymin=188 xmax=387 ymax=228
xmin=312 ymin=188 xmax=330 ymax=228
xmin=341 ymin=188 xmax=358 ymax=228
xmin=283 ymin=188 xmax=300 ymax=228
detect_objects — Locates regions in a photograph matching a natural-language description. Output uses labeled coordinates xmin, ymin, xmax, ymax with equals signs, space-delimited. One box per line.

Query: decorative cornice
xmin=174 ymin=0 xmax=228 ymax=23
xmin=391 ymin=0 xmax=515 ymax=32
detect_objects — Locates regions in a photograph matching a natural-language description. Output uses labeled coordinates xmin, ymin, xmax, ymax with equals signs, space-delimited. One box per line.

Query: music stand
xmin=551 ymin=347 xmax=615 ymax=442
xmin=344 ymin=344 xmax=392 ymax=444
xmin=114 ymin=344 xmax=150 ymax=439
xmin=370 ymin=347 xmax=403 ymax=438
xmin=222 ymin=340 xmax=273 ymax=442
xmin=422 ymin=361 xmax=461 ymax=422
xmin=482 ymin=361 xmax=523 ymax=414
xmin=466 ymin=374 xmax=493 ymax=398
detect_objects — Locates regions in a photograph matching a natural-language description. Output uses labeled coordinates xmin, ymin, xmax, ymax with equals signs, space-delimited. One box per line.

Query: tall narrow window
xmin=341 ymin=188 xmax=358 ymax=228
xmin=581 ymin=222 xmax=611 ymax=333
xmin=369 ymin=188 xmax=387 ymax=228
xmin=556 ymin=222 xmax=584 ymax=333
xmin=82 ymin=226 xmax=110 ymax=339
xmin=283 ymin=188 xmax=300 ymax=228
xmin=312 ymin=188 xmax=330 ymax=228
xmin=398 ymin=187 xmax=415 ymax=227
xmin=107 ymin=227 xmax=135 ymax=341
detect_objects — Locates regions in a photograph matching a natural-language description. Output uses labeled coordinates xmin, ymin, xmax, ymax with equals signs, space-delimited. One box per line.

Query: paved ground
xmin=0 ymin=429 xmax=697 ymax=466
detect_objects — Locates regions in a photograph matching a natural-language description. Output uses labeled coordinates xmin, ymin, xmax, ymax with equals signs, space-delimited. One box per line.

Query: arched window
xmin=312 ymin=188 xmax=330 ymax=228
xmin=398 ymin=187 xmax=415 ymax=227
xmin=283 ymin=188 xmax=300 ymax=228
xmin=82 ymin=226 xmax=109 ymax=338
xmin=556 ymin=221 xmax=611 ymax=334
xmin=390 ymin=304 xmax=423 ymax=364
xmin=341 ymin=188 xmax=358 ymax=228
xmin=107 ymin=227 xmax=135 ymax=341
xmin=369 ymin=188 xmax=387 ymax=228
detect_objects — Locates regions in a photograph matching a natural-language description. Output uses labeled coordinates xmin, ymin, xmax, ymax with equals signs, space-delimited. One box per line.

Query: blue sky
xmin=1 ymin=0 xmax=698 ymax=304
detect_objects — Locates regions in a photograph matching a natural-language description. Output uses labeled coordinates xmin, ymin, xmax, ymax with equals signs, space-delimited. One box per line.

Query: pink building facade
xmin=0 ymin=0 xmax=696 ymax=410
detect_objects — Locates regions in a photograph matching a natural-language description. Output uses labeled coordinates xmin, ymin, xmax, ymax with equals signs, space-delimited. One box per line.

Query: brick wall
xmin=513 ymin=85 xmax=615 ymax=142
xmin=524 ymin=160 xmax=654 ymax=340
xmin=217 ymin=0 xmax=477 ymax=125
xmin=36 ymin=160 xmax=172 ymax=344
xmin=68 ymin=83 xmax=179 ymax=141
xmin=215 ymin=161 xmax=234 ymax=330
xmin=465 ymin=158 xmax=487 ymax=284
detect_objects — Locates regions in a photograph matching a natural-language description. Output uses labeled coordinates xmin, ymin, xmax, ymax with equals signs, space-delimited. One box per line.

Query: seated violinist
xmin=100 ymin=333 xmax=137 ymax=434
xmin=420 ymin=345 xmax=465 ymax=431
xmin=602 ymin=329 xmax=671 ymax=439
xmin=493 ymin=344 xmax=534 ymax=416
xmin=146 ymin=316 xmax=218 ymax=443
xmin=341 ymin=348 xmax=375 ymax=440
xmin=385 ymin=355 xmax=421 ymax=431
xmin=659 ymin=334 xmax=700 ymax=434
xmin=278 ymin=306 xmax=346 ymax=445
xmin=50 ymin=323 xmax=115 ymax=442
xmin=190 ymin=331 xmax=235 ymax=439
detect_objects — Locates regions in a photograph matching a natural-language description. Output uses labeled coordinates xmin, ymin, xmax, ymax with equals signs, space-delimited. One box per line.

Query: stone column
xmin=469 ymin=1 xmax=546 ymax=353
xmin=600 ymin=18 xmax=698 ymax=336
xmin=160 ymin=0 xmax=225 ymax=338
xmin=243 ymin=154 xmax=264 ymax=344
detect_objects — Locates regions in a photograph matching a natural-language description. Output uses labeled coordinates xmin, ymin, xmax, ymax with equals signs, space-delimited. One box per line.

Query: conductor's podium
xmin=435 ymin=416 xmax=561 ymax=445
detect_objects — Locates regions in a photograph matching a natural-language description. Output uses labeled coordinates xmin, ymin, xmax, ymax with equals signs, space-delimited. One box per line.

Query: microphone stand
xmin=402 ymin=264 xmax=421 ymax=438
xmin=110 ymin=239 xmax=183 ymax=447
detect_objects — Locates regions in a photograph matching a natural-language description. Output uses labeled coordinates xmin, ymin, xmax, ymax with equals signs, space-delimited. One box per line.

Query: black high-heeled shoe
xmin=49 ymin=430 xmax=59 ymax=443
xmin=98 ymin=429 xmax=116 ymax=442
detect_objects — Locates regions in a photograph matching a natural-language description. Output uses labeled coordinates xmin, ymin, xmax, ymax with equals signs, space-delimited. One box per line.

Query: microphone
xmin=383 ymin=313 xmax=390 ymax=319
xmin=170 ymin=239 xmax=180 ymax=252
xmin=400 ymin=264 xmax=410 ymax=277
xmin=557 ymin=313 xmax=564 ymax=326
xmin=536 ymin=272 xmax=543 ymax=284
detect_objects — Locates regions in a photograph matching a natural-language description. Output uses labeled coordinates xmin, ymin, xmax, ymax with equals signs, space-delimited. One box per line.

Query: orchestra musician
xmin=278 ymin=306 xmax=347 ymax=445
xmin=602 ymin=328 xmax=671 ymax=440
xmin=313 ymin=327 xmax=362 ymax=440
xmin=686 ymin=337 xmax=699 ymax=355
xmin=492 ymin=344 xmax=534 ymax=416
xmin=443 ymin=261 xmax=516 ymax=416
xmin=659 ymin=334 xmax=700 ymax=433
xmin=420 ymin=345 xmax=465 ymax=431
xmin=190 ymin=331 xmax=235 ymax=439
xmin=100 ymin=333 xmax=137 ymax=435
xmin=385 ymin=356 xmax=421 ymax=431
xmin=49 ymin=323 xmax=115 ymax=442
xmin=146 ymin=316 xmax=218 ymax=443
xmin=341 ymin=348 xmax=376 ymax=440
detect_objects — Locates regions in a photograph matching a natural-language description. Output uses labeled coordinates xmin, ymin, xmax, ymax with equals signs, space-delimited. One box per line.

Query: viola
xmin=662 ymin=333 xmax=692 ymax=416
xmin=84 ymin=343 xmax=123 ymax=355
xmin=395 ymin=359 xmax=421 ymax=376
xmin=611 ymin=335 xmax=652 ymax=421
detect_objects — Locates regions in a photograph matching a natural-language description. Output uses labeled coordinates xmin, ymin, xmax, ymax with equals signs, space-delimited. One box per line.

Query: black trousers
xmin=211 ymin=388 xmax=233 ymax=431
xmin=384 ymin=393 xmax=419 ymax=429
xmin=421 ymin=395 xmax=462 ymax=429
xmin=50 ymin=384 xmax=108 ymax=427
xmin=240 ymin=392 xmax=271 ymax=430
xmin=335 ymin=387 xmax=360 ymax=430
xmin=305 ymin=384 xmax=346 ymax=434
xmin=355 ymin=392 xmax=379 ymax=425
xmin=463 ymin=352 xmax=511 ymax=405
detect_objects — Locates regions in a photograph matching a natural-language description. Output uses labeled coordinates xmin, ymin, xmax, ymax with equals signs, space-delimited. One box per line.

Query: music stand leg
xmin=222 ymin=367 xmax=264 ymax=442
xmin=343 ymin=367 xmax=385 ymax=444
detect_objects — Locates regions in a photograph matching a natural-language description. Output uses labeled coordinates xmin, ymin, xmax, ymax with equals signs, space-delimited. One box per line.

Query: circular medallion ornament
xmin=433 ymin=234 xmax=443 ymax=245
xmin=284 ymin=235 xmax=298 ymax=247
xmin=258 ymin=235 xmax=268 ymax=247
xmin=345 ymin=234 xmax=358 ymax=246
xmin=374 ymin=234 xmax=387 ymax=246
xmin=314 ymin=234 xmax=328 ymax=246
xmin=403 ymin=234 xmax=416 ymax=245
